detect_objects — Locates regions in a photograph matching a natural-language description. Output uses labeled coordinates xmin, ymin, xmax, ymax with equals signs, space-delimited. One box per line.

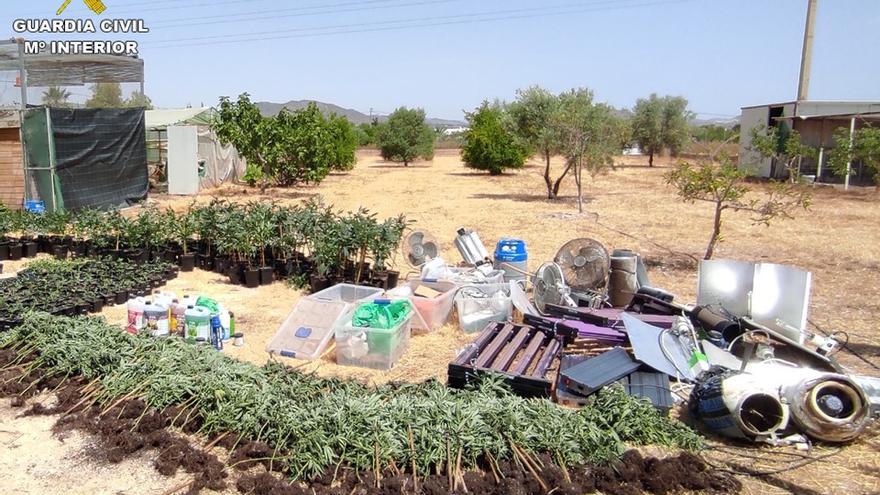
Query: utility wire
xmin=148 ymin=0 xmax=442 ymax=27
xmin=142 ymin=0 xmax=694 ymax=49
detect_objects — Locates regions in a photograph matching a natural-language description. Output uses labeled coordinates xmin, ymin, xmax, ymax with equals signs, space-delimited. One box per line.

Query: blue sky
xmin=3 ymin=0 xmax=879 ymax=120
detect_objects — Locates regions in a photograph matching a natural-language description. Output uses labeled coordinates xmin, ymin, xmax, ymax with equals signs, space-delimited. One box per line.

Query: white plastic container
xmin=126 ymin=297 xmax=146 ymax=334
xmin=170 ymin=300 xmax=187 ymax=337
xmin=335 ymin=304 xmax=413 ymax=370
xmin=387 ymin=280 xmax=457 ymax=332
xmin=151 ymin=290 xmax=176 ymax=308
xmin=184 ymin=306 xmax=212 ymax=342
xmin=454 ymin=284 xmax=513 ymax=334
xmin=267 ymin=298 xmax=348 ymax=360
xmin=143 ymin=301 xmax=170 ymax=337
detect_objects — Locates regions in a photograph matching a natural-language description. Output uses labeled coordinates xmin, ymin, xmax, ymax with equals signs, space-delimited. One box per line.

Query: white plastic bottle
xmin=126 ymin=297 xmax=146 ymax=334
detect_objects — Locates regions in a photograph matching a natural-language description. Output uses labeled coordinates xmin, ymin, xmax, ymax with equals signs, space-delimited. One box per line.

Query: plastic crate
xmin=335 ymin=303 xmax=412 ymax=370
xmin=388 ymin=280 xmax=457 ymax=332
xmin=266 ymin=298 xmax=348 ymax=360
xmin=455 ymin=284 xmax=512 ymax=334
xmin=309 ymin=283 xmax=385 ymax=305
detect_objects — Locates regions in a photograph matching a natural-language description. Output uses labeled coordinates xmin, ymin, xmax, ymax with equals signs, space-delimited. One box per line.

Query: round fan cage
xmin=533 ymin=262 xmax=568 ymax=313
xmin=403 ymin=231 xmax=440 ymax=267
xmin=554 ymin=238 xmax=610 ymax=291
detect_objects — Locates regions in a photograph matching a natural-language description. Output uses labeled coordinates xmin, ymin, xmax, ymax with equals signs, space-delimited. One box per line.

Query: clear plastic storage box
xmin=455 ymin=284 xmax=513 ymax=334
xmin=388 ymin=280 xmax=458 ymax=332
xmin=335 ymin=302 xmax=413 ymax=370
xmin=266 ymin=299 xmax=348 ymax=360
xmin=309 ymin=283 xmax=385 ymax=304
xmin=266 ymin=283 xmax=386 ymax=361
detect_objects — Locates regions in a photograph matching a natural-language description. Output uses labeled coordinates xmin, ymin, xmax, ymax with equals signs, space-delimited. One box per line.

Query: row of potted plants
xmin=0 ymin=199 xmax=410 ymax=293
xmin=0 ymin=257 xmax=177 ymax=330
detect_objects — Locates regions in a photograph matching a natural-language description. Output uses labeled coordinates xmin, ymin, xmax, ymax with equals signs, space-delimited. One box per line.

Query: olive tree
xmin=552 ymin=88 xmax=623 ymax=213
xmin=461 ymin=101 xmax=528 ymax=175
xmin=508 ymin=86 xmax=566 ymax=198
xmin=665 ymin=156 xmax=811 ymax=260
xmin=750 ymin=125 xmax=817 ymax=182
xmin=376 ymin=107 xmax=435 ymax=166
xmin=828 ymin=124 xmax=880 ymax=186
xmin=632 ymin=94 xmax=691 ymax=166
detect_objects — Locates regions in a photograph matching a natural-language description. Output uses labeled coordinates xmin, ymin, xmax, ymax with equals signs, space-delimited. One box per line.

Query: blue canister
xmin=210 ymin=314 xmax=223 ymax=350
xmin=493 ymin=239 xmax=528 ymax=282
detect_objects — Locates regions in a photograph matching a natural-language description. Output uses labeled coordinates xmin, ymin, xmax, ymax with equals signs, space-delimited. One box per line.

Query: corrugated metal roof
xmin=145 ymin=108 xmax=214 ymax=129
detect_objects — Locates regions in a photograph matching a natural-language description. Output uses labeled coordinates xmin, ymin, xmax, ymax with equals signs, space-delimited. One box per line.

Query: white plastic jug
xmin=126 ymin=297 xmax=146 ymax=334
xmin=143 ymin=301 xmax=170 ymax=337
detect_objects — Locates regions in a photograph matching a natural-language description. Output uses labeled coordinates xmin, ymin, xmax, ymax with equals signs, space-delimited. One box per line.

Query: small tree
xmin=665 ymin=156 xmax=811 ymax=260
xmin=750 ymin=125 xmax=817 ymax=182
xmin=632 ymin=94 xmax=692 ymax=166
xmin=125 ymin=91 xmax=154 ymax=109
xmin=327 ymin=114 xmax=357 ymax=171
xmin=85 ymin=82 xmax=124 ymax=108
xmin=42 ymin=86 xmax=71 ymax=108
xmin=551 ymin=88 xmax=623 ymax=213
xmin=828 ymin=124 xmax=880 ymax=186
xmin=461 ymin=101 xmax=528 ymax=175
xmin=376 ymin=107 xmax=435 ymax=166
xmin=509 ymin=86 xmax=566 ymax=198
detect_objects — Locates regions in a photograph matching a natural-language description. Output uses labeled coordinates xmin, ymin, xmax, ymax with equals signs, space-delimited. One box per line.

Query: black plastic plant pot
xmin=91 ymin=298 xmax=104 ymax=313
xmin=8 ymin=243 xmax=23 ymax=261
xmin=274 ymin=258 xmax=292 ymax=278
xmin=163 ymin=249 xmax=179 ymax=264
xmin=150 ymin=277 xmax=162 ymax=289
xmin=24 ymin=241 xmax=38 ymax=258
xmin=227 ymin=264 xmax=243 ymax=285
xmin=179 ymin=253 xmax=196 ymax=272
xmin=52 ymin=245 xmax=67 ymax=259
xmin=259 ymin=266 xmax=274 ymax=285
xmin=76 ymin=303 xmax=90 ymax=315
xmin=115 ymin=290 xmax=129 ymax=305
xmin=244 ymin=267 xmax=260 ymax=288
xmin=0 ymin=243 xmax=8 ymax=261
xmin=214 ymin=256 xmax=229 ymax=275
xmin=386 ymin=270 xmax=400 ymax=288
xmin=102 ymin=294 xmax=115 ymax=305
xmin=309 ymin=274 xmax=332 ymax=293
xmin=0 ymin=262 xmax=3 ymax=275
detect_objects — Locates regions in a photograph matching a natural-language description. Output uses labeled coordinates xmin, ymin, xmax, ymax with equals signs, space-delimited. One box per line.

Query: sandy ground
xmin=2 ymin=149 xmax=879 ymax=494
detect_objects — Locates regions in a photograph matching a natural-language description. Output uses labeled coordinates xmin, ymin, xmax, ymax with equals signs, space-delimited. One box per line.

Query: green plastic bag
xmin=196 ymin=296 xmax=219 ymax=314
xmin=353 ymin=300 xmax=410 ymax=329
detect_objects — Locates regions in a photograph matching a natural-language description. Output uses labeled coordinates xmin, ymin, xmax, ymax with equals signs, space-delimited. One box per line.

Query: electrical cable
xmin=809 ymin=319 xmax=880 ymax=371
xmin=140 ymin=0 xmax=695 ymax=49
xmin=149 ymin=0 xmax=462 ymax=29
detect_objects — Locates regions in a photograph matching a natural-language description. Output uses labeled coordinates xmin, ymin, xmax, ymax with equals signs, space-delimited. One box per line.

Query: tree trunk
xmin=704 ymin=203 xmax=724 ymax=260
xmin=575 ymin=161 xmax=583 ymax=213
xmin=543 ymin=151 xmax=553 ymax=199
xmin=404 ymin=159 xmax=409 ymax=167
xmin=649 ymin=151 xmax=654 ymax=167
xmin=551 ymin=162 xmax=574 ymax=198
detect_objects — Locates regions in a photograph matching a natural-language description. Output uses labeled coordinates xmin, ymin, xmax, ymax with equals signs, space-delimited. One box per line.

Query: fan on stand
xmin=532 ymin=262 xmax=575 ymax=314
xmin=555 ymin=238 xmax=610 ymax=288
xmin=403 ymin=230 xmax=441 ymax=268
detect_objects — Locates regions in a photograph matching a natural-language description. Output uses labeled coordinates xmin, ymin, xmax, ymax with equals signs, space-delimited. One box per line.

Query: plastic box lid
xmin=266 ymin=298 xmax=348 ymax=360
xmin=309 ymin=283 xmax=385 ymax=305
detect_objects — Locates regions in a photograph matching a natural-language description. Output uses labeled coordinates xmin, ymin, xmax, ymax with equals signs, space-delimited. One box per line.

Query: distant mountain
xmin=255 ymin=100 xmax=466 ymax=128
xmin=690 ymin=116 xmax=740 ymax=128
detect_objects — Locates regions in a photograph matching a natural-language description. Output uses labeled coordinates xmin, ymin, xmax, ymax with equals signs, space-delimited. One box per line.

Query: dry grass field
xmin=2 ymin=149 xmax=879 ymax=494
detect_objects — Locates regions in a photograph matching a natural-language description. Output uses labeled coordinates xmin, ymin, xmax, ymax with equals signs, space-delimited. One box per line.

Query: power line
xmin=18 ymin=0 xmax=277 ymax=17
xmin=143 ymin=0 xmax=693 ymax=48
xmin=148 ymin=0 xmax=435 ymax=27
xmin=149 ymin=0 xmax=461 ymax=30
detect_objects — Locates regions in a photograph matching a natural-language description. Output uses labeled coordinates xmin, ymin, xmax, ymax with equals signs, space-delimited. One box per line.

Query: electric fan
xmin=403 ymin=230 xmax=441 ymax=267
xmin=554 ymin=238 xmax=610 ymax=291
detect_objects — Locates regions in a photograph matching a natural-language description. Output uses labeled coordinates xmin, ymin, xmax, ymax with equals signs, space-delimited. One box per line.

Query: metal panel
xmin=623 ymin=313 xmax=695 ymax=380
xmin=752 ymin=263 xmax=811 ymax=337
xmin=697 ymin=259 xmax=755 ymax=317
xmin=167 ymin=125 xmax=199 ymax=195
xmin=560 ymin=347 xmax=640 ymax=395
